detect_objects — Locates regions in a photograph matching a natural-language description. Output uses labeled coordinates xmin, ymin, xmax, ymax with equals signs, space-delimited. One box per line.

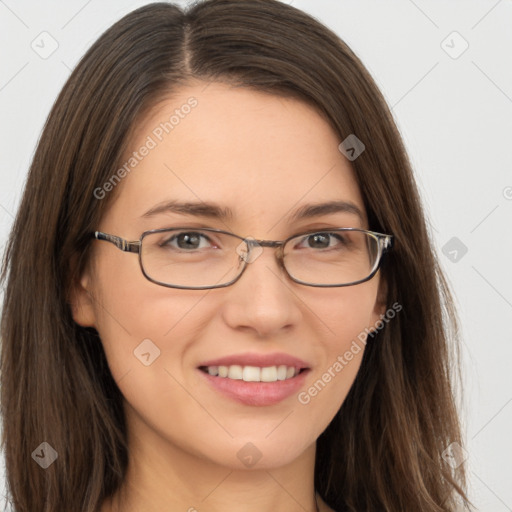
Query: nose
xmin=219 ymin=245 xmax=303 ymax=338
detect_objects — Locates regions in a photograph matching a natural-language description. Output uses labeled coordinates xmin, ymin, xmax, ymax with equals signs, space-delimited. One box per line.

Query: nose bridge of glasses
xmin=239 ymin=238 xmax=286 ymax=269
xmin=240 ymin=238 xmax=284 ymax=257
xmin=251 ymin=239 xmax=283 ymax=249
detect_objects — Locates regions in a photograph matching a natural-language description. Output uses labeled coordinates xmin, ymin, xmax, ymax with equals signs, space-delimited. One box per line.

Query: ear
xmin=68 ymin=258 xmax=98 ymax=328
xmin=368 ymin=274 xmax=388 ymax=332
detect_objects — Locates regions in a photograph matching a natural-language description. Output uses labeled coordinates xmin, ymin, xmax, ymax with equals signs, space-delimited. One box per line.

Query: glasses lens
xmin=140 ymin=229 xmax=244 ymax=288
xmin=140 ymin=228 xmax=383 ymax=289
xmin=283 ymin=229 xmax=380 ymax=286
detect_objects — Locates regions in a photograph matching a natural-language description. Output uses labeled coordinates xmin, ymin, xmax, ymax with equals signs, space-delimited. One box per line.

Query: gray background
xmin=1 ymin=1 xmax=511 ymax=510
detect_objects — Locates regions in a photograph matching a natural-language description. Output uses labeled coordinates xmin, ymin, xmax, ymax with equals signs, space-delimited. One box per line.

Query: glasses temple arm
xmin=93 ymin=231 xmax=141 ymax=253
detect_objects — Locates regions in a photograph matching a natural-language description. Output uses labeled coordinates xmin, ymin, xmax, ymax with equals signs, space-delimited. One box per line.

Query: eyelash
xmin=154 ymin=223 xmax=354 ymax=237
xmin=157 ymin=228 xmax=350 ymax=249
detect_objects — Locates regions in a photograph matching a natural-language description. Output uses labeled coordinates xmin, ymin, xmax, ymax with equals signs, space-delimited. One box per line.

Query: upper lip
xmin=198 ymin=352 xmax=311 ymax=369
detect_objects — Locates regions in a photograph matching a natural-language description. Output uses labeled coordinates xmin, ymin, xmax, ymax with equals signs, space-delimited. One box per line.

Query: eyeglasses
xmin=91 ymin=227 xmax=393 ymax=290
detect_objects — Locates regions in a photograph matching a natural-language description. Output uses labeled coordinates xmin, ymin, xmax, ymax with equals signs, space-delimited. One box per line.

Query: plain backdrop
xmin=1 ymin=1 xmax=511 ymax=510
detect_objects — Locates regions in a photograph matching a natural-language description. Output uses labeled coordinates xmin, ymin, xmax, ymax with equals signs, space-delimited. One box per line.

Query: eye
xmin=296 ymin=232 xmax=347 ymax=250
xmin=161 ymin=231 xmax=215 ymax=250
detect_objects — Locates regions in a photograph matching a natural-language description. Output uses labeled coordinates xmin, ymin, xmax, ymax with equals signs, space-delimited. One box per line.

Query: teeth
xmin=260 ymin=366 xmax=276 ymax=382
xmin=243 ymin=366 xmax=260 ymax=382
xmin=203 ymin=364 xmax=301 ymax=382
xmin=228 ymin=365 xmax=243 ymax=380
xmin=276 ymin=365 xmax=287 ymax=380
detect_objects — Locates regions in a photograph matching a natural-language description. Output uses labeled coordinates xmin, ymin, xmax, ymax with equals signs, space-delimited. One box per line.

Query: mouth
xmin=197 ymin=365 xmax=311 ymax=406
xmin=198 ymin=364 xmax=309 ymax=383
xmin=196 ymin=352 xmax=312 ymax=406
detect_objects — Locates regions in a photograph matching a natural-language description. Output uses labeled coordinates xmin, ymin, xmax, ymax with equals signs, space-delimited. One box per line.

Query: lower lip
xmin=197 ymin=368 xmax=311 ymax=406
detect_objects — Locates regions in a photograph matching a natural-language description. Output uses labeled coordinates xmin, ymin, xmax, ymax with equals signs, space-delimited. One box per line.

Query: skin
xmin=71 ymin=81 xmax=387 ymax=512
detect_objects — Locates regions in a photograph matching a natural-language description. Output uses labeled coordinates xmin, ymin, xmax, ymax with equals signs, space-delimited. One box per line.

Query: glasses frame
xmin=91 ymin=227 xmax=393 ymax=290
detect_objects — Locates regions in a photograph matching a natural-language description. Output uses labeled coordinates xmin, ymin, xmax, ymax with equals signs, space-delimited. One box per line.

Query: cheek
xmin=296 ymin=285 xmax=379 ymax=416
xmin=91 ymin=281 xmax=221 ymax=455
xmin=89 ymin=253 xmax=214 ymax=382
xmin=307 ymin=281 xmax=379 ymax=349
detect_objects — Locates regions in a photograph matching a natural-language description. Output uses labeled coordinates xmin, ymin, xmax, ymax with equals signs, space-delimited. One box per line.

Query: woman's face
xmin=73 ymin=81 xmax=386 ymax=470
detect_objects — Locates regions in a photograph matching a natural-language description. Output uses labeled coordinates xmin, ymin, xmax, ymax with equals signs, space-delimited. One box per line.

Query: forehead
xmin=104 ymin=81 xmax=367 ymax=234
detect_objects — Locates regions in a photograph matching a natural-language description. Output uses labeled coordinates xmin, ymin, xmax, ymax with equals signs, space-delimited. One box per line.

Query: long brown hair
xmin=1 ymin=1 xmax=473 ymax=510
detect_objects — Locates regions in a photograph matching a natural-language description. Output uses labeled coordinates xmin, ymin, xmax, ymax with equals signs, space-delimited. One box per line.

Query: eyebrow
xmin=142 ymin=200 xmax=234 ymax=220
xmin=141 ymin=199 xmax=365 ymax=224
xmin=288 ymin=200 xmax=365 ymax=224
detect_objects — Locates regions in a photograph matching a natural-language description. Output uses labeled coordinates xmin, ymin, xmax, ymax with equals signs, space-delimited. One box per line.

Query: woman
xmin=0 ymin=1 xmax=473 ymax=511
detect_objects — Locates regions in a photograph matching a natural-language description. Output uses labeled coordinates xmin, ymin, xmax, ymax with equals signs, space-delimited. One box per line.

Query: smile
xmin=199 ymin=364 xmax=306 ymax=382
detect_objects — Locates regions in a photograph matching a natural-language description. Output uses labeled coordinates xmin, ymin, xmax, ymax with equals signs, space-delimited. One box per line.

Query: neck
xmin=107 ymin=409 xmax=321 ymax=512
xmin=108 ymin=469 xmax=320 ymax=512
